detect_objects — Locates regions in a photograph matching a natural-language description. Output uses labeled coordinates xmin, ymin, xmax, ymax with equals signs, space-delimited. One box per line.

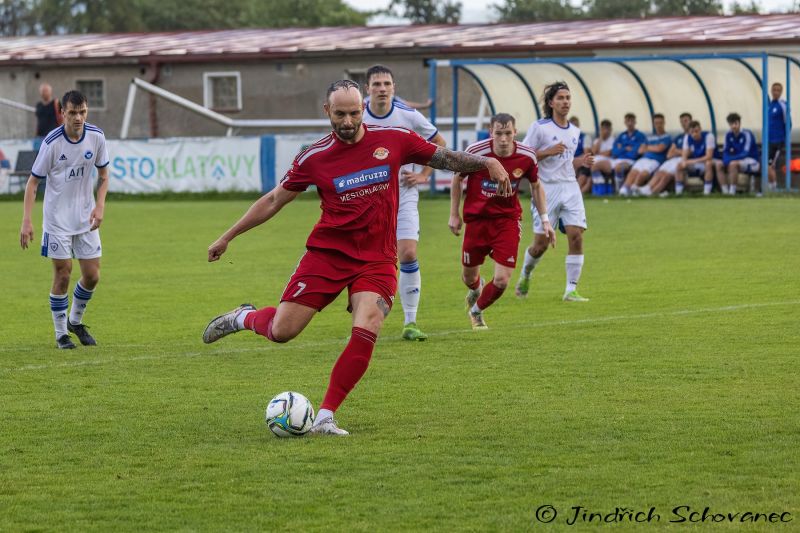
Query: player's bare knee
xmin=52 ymin=266 xmax=71 ymax=292
xmin=82 ymin=272 xmax=100 ymax=289
xmin=462 ymin=272 xmax=479 ymax=287
xmin=567 ymin=232 xmax=583 ymax=253
xmin=269 ymin=322 xmax=298 ymax=343
xmin=493 ymin=274 xmax=511 ymax=289
xmin=531 ymin=243 xmax=547 ymax=257
xmin=355 ymin=308 xmax=384 ymax=334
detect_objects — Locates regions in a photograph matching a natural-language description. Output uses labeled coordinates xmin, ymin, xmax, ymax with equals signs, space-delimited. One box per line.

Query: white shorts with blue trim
xmin=726 ymin=157 xmax=760 ymax=173
xmin=41 ymin=230 xmax=102 ymax=260
xmin=611 ymin=158 xmax=635 ymax=169
xmin=397 ymin=181 xmax=420 ymax=241
xmin=631 ymin=157 xmax=661 ymax=175
xmin=658 ymin=157 xmax=682 ymax=176
xmin=532 ymin=181 xmax=587 ymax=234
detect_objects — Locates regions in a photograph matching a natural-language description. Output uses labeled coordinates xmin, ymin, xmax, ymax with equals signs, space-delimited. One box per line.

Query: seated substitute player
xmin=569 ymin=116 xmax=592 ymax=194
xmin=594 ymin=113 xmax=646 ymax=192
xmin=362 ymin=64 xmax=447 ymax=342
xmin=516 ymin=81 xmax=595 ymax=302
xmin=590 ymin=119 xmax=615 ymax=190
xmin=202 ymin=80 xmax=511 ymax=436
xmin=716 ymin=112 xmax=760 ymax=195
xmin=448 ymin=113 xmax=555 ymax=330
xmin=676 ymin=120 xmax=715 ymax=196
xmin=19 ymin=90 xmax=110 ymax=349
xmin=619 ymin=113 xmax=671 ymax=196
xmin=639 ymin=112 xmax=692 ymax=197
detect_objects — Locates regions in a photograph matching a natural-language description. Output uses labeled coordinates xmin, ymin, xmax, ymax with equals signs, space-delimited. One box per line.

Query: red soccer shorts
xmin=280 ymin=248 xmax=397 ymax=312
xmin=461 ymin=216 xmax=522 ymax=269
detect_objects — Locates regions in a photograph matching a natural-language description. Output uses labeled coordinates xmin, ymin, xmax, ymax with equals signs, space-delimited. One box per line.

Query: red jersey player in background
xmin=202 ymin=80 xmax=511 ymax=435
xmin=449 ymin=113 xmax=556 ymax=330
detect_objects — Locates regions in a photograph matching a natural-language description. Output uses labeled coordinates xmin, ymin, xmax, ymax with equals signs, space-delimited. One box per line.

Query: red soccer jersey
xmin=461 ymin=139 xmax=538 ymax=223
xmin=281 ymin=124 xmax=438 ymax=263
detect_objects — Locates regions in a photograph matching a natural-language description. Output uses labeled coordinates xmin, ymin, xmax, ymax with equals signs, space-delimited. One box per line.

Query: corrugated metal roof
xmin=1 ymin=15 xmax=798 ymax=64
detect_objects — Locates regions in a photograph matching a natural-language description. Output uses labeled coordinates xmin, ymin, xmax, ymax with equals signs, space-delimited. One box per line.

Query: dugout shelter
xmin=427 ymin=53 xmax=798 ymax=190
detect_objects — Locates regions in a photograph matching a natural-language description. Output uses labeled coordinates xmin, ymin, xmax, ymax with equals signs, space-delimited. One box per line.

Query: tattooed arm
xmin=428 ymin=147 xmax=511 ymax=196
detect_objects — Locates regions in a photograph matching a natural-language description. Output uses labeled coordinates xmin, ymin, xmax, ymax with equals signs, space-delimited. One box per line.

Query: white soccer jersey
xmin=362 ymin=98 xmax=439 ymax=175
xmin=522 ymin=118 xmax=581 ymax=184
xmin=32 ymin=123 xmax=110 ymax=235
xmin=597 ymin=135 xmax=615 ymax=155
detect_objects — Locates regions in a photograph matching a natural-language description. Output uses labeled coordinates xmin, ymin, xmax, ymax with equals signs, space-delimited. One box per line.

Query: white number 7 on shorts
xmin=293 ymin=282 xmax=307 ymax=298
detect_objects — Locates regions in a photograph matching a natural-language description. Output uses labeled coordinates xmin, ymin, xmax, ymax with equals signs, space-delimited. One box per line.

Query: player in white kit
xmin=516 ymin=82 xmax=594 ymax=302
xmin=362 ymin=65 xmax=447 ymax=341
xmin=20 ymin=91 xmax=110 ymax=349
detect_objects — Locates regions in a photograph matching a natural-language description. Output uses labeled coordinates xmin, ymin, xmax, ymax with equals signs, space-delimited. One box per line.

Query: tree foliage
xmin=585 ymin=0 xmax=651 ymax=18
xmin=387 ymin=0 xmax=462 ymax=24
xmin=492 ymin=0 xmax=580 ymax=22
xmin=728 ymin=0 xmax=761 ymax=14
xmin=0 ymin=0 xmax=372 ymax=35
xmin=493 ymin=0 xmax=724 ymax=20
xmin=651 ymin=0 xmax=722 ymax=16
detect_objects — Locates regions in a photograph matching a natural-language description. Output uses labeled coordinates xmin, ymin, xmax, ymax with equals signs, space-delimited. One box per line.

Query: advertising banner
xmin=106 ymin=137 xmax=261 ymax=193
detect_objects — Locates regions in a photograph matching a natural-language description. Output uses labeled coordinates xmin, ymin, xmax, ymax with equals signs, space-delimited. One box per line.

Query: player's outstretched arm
xmin=90 ymin=166 xmax=109 ymax=231
xmin=448 ymin=173 xmax=465 ymax=236
xmin=402 ymin=133 xmax=447 ymax=187
xmin=531 ymin=180 xmax=556 ymax=248
xmin=428 ymin=147 xmax=511 ymax=196
xmin=207 ymin=186 xmax=300 ymax=262
xmin=20 ymin=176 xmax=40 ymax=250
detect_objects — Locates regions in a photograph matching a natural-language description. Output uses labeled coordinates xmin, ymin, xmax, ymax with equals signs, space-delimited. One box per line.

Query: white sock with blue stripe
xmin=50 ymin=293 xmax=69 ymax=339
xmin=69 ymin=282 xmax=94 ymax=326
xmin=399 ymin=260 xmax=421 ymax=326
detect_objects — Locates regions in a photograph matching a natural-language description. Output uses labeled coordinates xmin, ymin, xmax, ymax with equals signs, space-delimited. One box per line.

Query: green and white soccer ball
xmin=265 ymin=391 xmax=314 ymax=437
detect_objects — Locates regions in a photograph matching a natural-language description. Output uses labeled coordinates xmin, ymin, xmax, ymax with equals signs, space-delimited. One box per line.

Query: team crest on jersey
xmin=84 ymin=150 xmax=93 ymax=160
xmin=512 ymin=168 xmax=524 ymax=178
xmin=373 ymin=147 xmax=390 ymax=160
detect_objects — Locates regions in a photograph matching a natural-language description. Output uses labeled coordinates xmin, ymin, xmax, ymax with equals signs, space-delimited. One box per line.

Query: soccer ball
xmin=265 ymin=391 xmax=315 ymax=437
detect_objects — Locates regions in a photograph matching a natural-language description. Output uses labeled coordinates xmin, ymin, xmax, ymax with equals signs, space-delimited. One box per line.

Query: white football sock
xmin=315 ymin=408 xmax=334 ymax=424
xmin=50 ymin=293 xmax=69 ymax=339
xmin=69 ymin=282 xmax=93 ymax=326
xmin=639 ymin=184 xmax=652 ymax=196
xmin=521 ymin=248 xmax=542 ymax=279
xmin=235 ymin=310 xmax=253 ymax=330
xmin=703 ymin=182 xmax=713 ymax=195
xmin=399 ymin=260 xmax=420 ymax=325
xmin=565 ymin=255 xmax=584 ymax=294
xmin=675 ymin=182 xmax=685 ymax=195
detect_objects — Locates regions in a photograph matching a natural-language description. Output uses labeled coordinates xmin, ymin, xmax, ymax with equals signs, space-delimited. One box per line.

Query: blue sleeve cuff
xmin=31 ymin=171 xmax=46 ymax=179
xmin=95 ymin=161 xmax=110 ymax=168
xmin=426 ymin=130 xmax=439 ymax=141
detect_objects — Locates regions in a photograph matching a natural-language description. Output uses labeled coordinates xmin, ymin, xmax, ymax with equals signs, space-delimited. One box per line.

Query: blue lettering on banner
xmin=333 ymin=165 xmax=390 ymax=193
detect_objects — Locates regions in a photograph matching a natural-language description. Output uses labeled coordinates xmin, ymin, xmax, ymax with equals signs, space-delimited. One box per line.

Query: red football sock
xmin=466 ymin=278 xmax=481 ymax=290
xmin=476 ymin=279 xmax=505 ymax=310
xmin=319 ymin=327 xmax=377 ymax=412
xmin=243 ymin=306 xmax=279 ymax=342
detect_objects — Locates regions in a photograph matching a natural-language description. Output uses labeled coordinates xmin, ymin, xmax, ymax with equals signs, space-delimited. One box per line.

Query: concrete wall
xmin=0 ymin=54 xmax=484 ymax=142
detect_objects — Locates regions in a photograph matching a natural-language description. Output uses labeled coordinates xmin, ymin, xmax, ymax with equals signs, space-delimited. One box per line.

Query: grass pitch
xmin=1 ymin=195 xmax=798 ymax=531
